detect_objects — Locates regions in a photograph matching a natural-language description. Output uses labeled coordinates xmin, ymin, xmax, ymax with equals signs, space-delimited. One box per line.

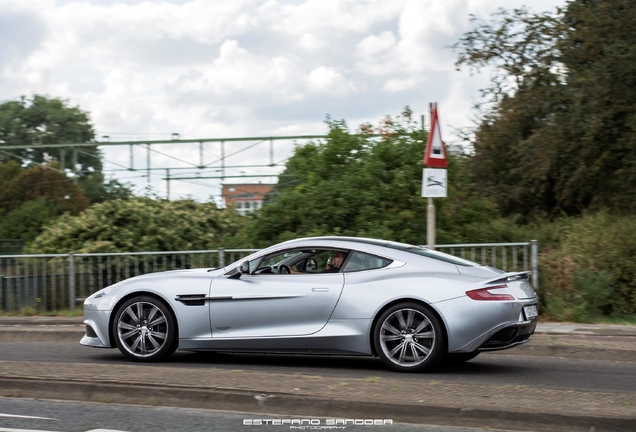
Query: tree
xmin=0 ymin=94 xmax=99 ymax=173
xmin=452 ymin=7 xmax=565 ymax=104
xmin=0 ymin=158 xmax=133 ymax=242
xmin=77 ymin=172 xmax=134 ymax=204
xmin=27 ymin=197 xmax=253 ymax=253
xmin=0 ymin=162 xmax=89 ymax=218
xmin=0 ymin=198 xmax=63 ymax=243
xmin=250 ymin=110 xmax=499 ymax=246
xmin=453 ymin=1 xmax=636 ymax=217
xmin=0 ymin=94 xmax=134 ymax=206
xmin=0 ymin=162 xmax=90 ymax=241
xmin=0 ymin=160 xmax=22 ymax=191
xmin=555 ymin=0 xmax=636 ymax=212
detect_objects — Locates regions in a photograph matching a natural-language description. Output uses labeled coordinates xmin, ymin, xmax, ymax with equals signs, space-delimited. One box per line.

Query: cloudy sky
xmin=1 ymin=0 xmax=565 ymax=204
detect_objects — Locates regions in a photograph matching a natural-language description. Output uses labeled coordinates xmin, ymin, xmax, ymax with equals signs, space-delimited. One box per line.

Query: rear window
xmin=383 ymin=243 xmax=479 ymax=267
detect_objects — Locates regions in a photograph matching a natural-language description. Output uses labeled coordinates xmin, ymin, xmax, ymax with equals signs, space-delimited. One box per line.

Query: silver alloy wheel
xmin=378 ymin=307 xmax=436 ymax=368
xmin=117 ymin=300 xmax=169 ymax=358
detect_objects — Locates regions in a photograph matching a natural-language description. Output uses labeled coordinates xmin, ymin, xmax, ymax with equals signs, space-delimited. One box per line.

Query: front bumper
xmin=79 ymin=309 xmax=112 ymax=348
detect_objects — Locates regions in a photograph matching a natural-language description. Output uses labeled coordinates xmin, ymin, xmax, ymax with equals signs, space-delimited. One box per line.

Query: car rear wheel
xmin=374 ymin=302 xmax=445 ymax=372
xmin=113 ymin=296 xmax=177 ymax=361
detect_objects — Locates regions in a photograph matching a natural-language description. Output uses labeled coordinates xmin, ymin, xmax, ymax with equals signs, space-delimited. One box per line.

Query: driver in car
xmin=323 ymin=251 xmax=348 ymax=273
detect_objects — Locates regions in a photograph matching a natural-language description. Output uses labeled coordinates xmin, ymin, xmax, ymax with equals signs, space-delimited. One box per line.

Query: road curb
xmin=2 ymin=328 xmax=634 ymax=362
xmin=1 ymin=377 xmax=634 ymax=432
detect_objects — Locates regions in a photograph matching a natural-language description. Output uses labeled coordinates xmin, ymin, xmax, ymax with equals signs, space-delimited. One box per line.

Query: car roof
xmin=274 ymin=236 xmax=481 ymax=268
xmin=282 ymin=236 xmax=400 ymax=248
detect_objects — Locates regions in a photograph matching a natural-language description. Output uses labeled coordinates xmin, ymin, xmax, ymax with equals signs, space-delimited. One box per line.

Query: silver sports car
xmin=81 ymin=236 xmax=539 ymax=372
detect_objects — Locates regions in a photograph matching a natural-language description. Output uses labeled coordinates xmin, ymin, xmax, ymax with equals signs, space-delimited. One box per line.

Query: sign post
xmin=422 ymin=103 xmax=447 ymax=249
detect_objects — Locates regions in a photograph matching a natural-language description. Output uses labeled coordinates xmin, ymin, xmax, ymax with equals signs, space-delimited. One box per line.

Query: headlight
xmin=90 ymin=284 xmax=116 ymax=299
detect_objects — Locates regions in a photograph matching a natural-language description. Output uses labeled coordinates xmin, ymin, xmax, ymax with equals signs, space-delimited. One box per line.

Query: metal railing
xmin=0 ymin=249 xmax=257 ymax=312
xmin=436 ymin=240 xmax=538 ymax=289
xmin=0 ymin=241 xmax=538 ymax=312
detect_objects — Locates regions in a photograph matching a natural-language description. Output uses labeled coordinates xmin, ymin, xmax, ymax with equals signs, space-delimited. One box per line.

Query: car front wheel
xmin=112 ymin=296 xmax=177 ymax=361
xmin=374 ymin=302 xmax=445 ymax=372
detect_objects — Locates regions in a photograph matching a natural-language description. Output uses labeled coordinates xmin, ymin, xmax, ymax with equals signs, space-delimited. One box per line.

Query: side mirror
xmin=239 ymin=261 xmax=250 ymax=275
xmin=229 ymin=261 xmax=250 ymax=279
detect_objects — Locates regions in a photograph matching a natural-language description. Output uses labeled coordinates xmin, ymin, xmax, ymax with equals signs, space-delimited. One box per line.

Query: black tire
xmin=373 ymin=302 xmax=445 ymax=372
xmin=112 ymin=295 xmax=178 ymax=362
xmin=445 ymin=352 xmax=480 ymax=365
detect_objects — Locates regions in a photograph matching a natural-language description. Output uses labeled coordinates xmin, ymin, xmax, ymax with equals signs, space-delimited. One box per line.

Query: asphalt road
xmin=1 ymin=340 xmax=635 ymax=394
xmin=0 ymin=397 xmax=531 ymax=432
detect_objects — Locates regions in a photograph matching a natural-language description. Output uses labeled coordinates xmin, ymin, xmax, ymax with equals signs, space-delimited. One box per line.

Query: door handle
xmin=311 ymin=287 xmax=329 ymax=292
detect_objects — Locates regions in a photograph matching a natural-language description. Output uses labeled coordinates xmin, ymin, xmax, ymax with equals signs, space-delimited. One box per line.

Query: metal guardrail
xmin=436 ymin=240 xmax=539 ymax=290
xmin=0 ymin=241 xmax=538 ymax=312
xmin=0 ymin=249 xmax=257 ymax=312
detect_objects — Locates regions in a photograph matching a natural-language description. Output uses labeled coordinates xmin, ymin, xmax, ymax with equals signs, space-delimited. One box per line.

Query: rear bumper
xmin=454 ymin=319 xmax=537 ymax=353
xmin=477 ymin=319 xmax=537 ymax=351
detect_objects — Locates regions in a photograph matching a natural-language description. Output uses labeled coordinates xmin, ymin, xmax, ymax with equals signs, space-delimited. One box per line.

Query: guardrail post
xmin=218 ymin=248 xmax=225 ymax=268
xmin=69 ymin=252 xmax=76 ymax=309
xmin=530 ymin=240 xmax=539 ymax=290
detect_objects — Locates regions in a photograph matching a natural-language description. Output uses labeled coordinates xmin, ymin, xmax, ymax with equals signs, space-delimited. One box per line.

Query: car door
xmin=208 ymin=272 xmax=344 ymax=338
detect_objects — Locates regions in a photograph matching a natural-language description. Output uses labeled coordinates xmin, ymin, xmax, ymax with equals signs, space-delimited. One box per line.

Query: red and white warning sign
xmin=423 ymin=103 xmax=447 ymax=168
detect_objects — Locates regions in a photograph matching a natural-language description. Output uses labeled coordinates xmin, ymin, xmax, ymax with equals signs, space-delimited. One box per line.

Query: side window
xmin=309 ymin=250 xmax=337 ymax=272
xmin=252 ymin=250 xmax=305 ymax=274
xmin=249 ymin=249 xmax=351 ymax=275
xmin=343 ymin=251 xmax=392 ymax=272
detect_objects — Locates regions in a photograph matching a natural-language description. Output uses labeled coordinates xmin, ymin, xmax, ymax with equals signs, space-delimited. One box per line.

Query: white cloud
xmin=0 ymin=0 xmax=567 ymax=201
xmin=355 ymin=32 xmax=397 ymax=58
xmin=307 ymin=66 xmax=355 ymax=95
xmin=297 ymin=33 xmax=327 ymax=51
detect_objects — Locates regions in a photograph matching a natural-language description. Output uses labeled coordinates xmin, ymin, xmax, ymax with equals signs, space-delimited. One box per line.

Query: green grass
xmin=590 ymin=315 xmax=636 ymax=326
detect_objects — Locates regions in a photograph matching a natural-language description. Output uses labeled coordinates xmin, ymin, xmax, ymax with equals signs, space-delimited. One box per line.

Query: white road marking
xmin=0 ymin=428 xmax=60 ymax=432
xmin=0 ymin=428 xmax=129 ymax=432
xmin=0 ymin=413 xmax=57 ymax=420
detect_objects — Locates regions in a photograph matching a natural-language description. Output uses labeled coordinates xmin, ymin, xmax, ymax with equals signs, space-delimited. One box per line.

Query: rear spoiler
xmin=480 ymin=270 xmax=532 ymax=286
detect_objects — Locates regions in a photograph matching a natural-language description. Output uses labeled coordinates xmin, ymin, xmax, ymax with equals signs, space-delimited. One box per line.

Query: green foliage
xmin=452 ymin=7 xmax=564 ymax=101
xmin=0 ymin=94 xmax=99 ymax=173
xmin=0 ymin=162 xmax=90 ymax=241
xmin=539 ymin=212 xmax=636 ymax=320
xmin=26 ymin=197 xmax=253 ymax=253
xmin=0 ymin=198 xmax=63 ymax=243
xmin=0 ymin=162 xmax=89 ymax=218
xmin=452 ymin=2 xmax=636 ymax=320
xmin=77 ymin=172 xmax=134 ymax=203
xmin=249 ymin=110 xmax=498 ymax=246
xmin=555 ymin=0 xmax=636 ymax=213
xmin=454 ymin=1 xmax=636 ymax=217
xmin=0 ymin=160 xmax=22 ymax=188
xmin=0 ymin=95 xmax=134 ymax=243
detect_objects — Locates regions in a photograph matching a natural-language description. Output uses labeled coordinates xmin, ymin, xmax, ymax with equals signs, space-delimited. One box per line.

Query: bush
xmin=539 ymin=212 xmax=636 ymax=320
xmin=26 ymin=197 xmax=254 ymax=253
xmin=0 ymin=198 xmax=63 ymax=243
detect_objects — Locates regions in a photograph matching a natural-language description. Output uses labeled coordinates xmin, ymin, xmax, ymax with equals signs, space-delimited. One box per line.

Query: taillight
xmin=466 ymin=285 xmax=515 ymax=301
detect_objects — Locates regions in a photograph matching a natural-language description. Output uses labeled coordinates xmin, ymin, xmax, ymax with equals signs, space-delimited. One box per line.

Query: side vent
xmin=175 ymin=294 xmax=207 ymax=306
